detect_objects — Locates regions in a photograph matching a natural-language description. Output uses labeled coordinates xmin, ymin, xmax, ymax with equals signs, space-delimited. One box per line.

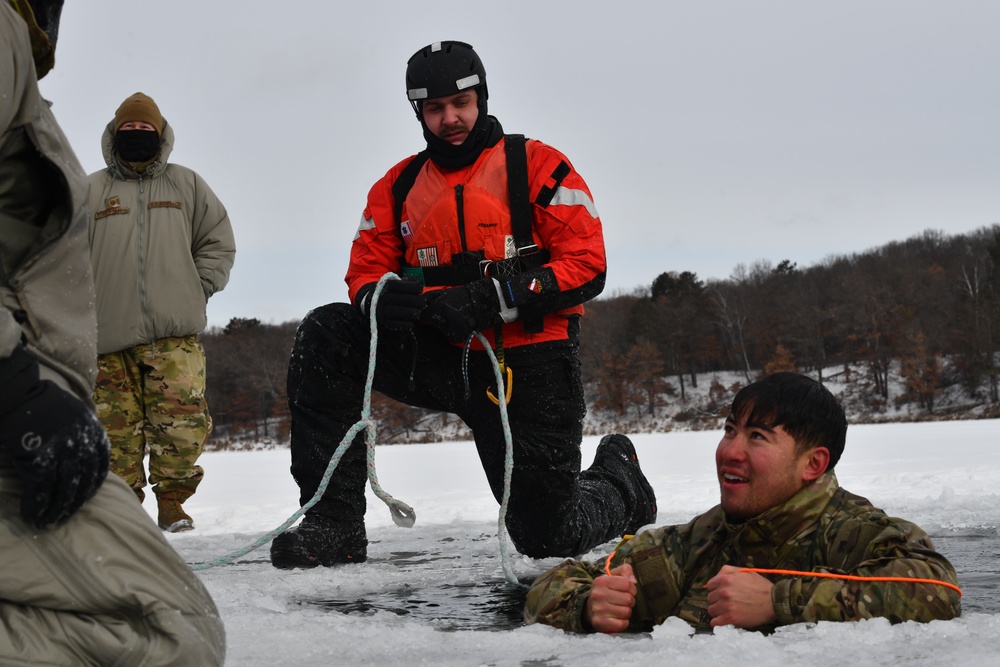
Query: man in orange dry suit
xmin=270 ymin=40 xmax=656 ymax=569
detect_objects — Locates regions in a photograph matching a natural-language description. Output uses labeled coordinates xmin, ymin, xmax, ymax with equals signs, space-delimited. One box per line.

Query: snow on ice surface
xmin=154 ymin=421 xmax=1000 ymax=666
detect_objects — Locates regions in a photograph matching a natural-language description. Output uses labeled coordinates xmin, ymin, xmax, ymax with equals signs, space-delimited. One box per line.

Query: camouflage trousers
xmin=94 ymin=335 xmax=212 ymax=502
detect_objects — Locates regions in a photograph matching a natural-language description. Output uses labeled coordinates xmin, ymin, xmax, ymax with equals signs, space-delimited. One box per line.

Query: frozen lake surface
xmin=155 ymin=420 xmax=1000 ymax=665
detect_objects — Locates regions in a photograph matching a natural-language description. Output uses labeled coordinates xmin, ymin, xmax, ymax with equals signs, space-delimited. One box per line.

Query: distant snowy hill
xmin=398 ymin=362 xmax=1000 ymax=446
xmin=583 ymin=362 xmax=1000 ymax=438
xmin=209 ymin=361 xmax=1000 ymax=450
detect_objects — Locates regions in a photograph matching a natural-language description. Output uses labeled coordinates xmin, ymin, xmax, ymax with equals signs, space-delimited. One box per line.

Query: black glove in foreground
xmin=422 ymin=278 xmax=504 ymax=343
xmin=359 ymin=278 xmax=427 ymax=332
xmin=0 ymin=345 xmax=110 ymax=529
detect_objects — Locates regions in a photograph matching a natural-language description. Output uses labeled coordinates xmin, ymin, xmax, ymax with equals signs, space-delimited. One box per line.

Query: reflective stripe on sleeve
xmin=548 ymin=186 xmax=598 ymax=218
xmin=354 ymin=214 xmax=375 ymax=241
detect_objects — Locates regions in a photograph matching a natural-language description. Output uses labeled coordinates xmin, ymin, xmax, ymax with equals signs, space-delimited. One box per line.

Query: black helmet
xmin=405 ymin=41 xmax=487 ymax=115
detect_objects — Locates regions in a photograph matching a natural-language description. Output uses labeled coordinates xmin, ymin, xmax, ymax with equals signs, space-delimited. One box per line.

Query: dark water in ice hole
xmin=304 ymin=533 xmax=1000 ymax=631
xmin=305 ymin=548 xmax=532 ymax=632
xmin=935 ymin=534 xmax=1000 ymax=616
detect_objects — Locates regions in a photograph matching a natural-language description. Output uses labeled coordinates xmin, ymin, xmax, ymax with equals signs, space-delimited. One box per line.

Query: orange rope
xmin=739 ymin=567 xmax=963 ymax=597
xmin=602 ymin=556 xmax=962 ymax=597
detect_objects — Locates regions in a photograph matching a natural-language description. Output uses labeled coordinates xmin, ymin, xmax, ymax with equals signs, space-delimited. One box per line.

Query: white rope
xmin=193 ymin=272 xmax=520 ymax=585
xmin=473 ymin=330 xmax=519 ymax=585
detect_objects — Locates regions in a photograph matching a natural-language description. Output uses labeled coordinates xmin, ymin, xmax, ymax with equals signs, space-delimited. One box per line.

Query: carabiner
xmin=486 ymin=366 xmax=514 ymax=406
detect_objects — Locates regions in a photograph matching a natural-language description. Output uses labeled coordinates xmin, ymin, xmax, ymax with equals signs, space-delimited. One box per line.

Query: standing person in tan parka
xmin=88 ymin=92 xmax=235 ymax=532
xmin=1 ymin=1 xmax=224 ymax=663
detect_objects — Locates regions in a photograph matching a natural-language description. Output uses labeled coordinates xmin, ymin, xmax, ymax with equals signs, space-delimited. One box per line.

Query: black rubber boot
xmin=270 ymin=514 xmax=368 ymax=569
xmin=592 ymin=434 xmax=658 ymax=534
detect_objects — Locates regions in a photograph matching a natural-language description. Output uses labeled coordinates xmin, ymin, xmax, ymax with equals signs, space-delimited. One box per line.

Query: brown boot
xmin=157 ymin=495 xmax=194 ymax=533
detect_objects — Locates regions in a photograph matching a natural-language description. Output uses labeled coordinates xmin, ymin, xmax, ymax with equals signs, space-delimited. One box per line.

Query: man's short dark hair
xmin=728 ymin=372 xmax=847 ymax=470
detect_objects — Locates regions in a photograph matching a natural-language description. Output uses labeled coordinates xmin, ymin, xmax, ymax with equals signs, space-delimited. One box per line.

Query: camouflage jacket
xmin=524 ymin=473 xmax=960 ymax=632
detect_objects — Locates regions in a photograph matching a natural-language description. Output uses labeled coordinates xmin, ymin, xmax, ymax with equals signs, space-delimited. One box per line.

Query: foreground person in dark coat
xmin=0 ymin=2 xmax=224 ymax=663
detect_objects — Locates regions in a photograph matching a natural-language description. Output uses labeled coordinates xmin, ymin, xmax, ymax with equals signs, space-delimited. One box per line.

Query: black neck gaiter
xmin=423 ymin=114 xmax=504 ymax=170
xmin=115 ymin=129 xmax=160 ymax=164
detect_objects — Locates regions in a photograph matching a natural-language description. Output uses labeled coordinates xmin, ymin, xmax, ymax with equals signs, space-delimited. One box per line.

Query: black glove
xmin=421 ymin=278 xmax=504 ymax=343
xmin=357 ymin=278 xmax=427 ymax=332
xmin=0 ymin=345 xmax=110 ymax=529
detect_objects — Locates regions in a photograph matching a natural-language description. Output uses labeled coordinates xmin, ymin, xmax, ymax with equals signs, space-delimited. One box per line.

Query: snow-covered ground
xmin=158 ymin=421 xmax=1000 ymax=666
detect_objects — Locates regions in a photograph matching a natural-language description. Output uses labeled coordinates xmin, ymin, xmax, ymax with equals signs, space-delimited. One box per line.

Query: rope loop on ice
xmin=193 ymin=272 xmax=519 ymax=585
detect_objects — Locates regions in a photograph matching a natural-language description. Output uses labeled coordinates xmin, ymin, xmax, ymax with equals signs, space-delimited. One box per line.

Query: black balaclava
xmin=115 ymin=130 xmax=160 ymax=164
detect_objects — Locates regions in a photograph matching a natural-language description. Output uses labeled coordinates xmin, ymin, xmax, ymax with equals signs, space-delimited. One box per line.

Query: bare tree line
xmin=203 ymin=225 xmax=1000 ymax=446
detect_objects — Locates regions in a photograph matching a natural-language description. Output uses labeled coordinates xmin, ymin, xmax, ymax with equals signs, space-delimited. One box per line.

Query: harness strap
xmin=403 ymin=251 xmax=552 ymax=286
xmin=391 ymin=151 xmax=430 ymax=227
xmin=504 ymin=134 xmax=533 ymax=250
xmin=395 ymin=136 xmax=549 ymax=331
xmin=502 ymin=134 xmax=545 ymax=333
xmin=396 ymin=136 xmax=551 ymax=278
xmin=535 ymin=160 xmax=571 ymax=208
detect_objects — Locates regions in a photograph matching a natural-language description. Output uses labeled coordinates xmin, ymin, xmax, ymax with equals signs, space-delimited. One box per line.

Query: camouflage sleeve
xmin=522 ymin=557 xmax=606 ymax=632
xmin=523 ymin=530 xmax=685 ymax=633
xmin=772 ymin=518 xmax=961 ymax=624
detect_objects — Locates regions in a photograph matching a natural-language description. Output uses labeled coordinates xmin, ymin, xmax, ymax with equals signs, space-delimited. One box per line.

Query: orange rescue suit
xmin=346 ymin=137 xmax=607 ymax=349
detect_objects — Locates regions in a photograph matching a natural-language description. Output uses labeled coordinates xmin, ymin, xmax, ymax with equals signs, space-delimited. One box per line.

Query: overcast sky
xmin=41 ymin=1 xmax=1000 ymax=328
